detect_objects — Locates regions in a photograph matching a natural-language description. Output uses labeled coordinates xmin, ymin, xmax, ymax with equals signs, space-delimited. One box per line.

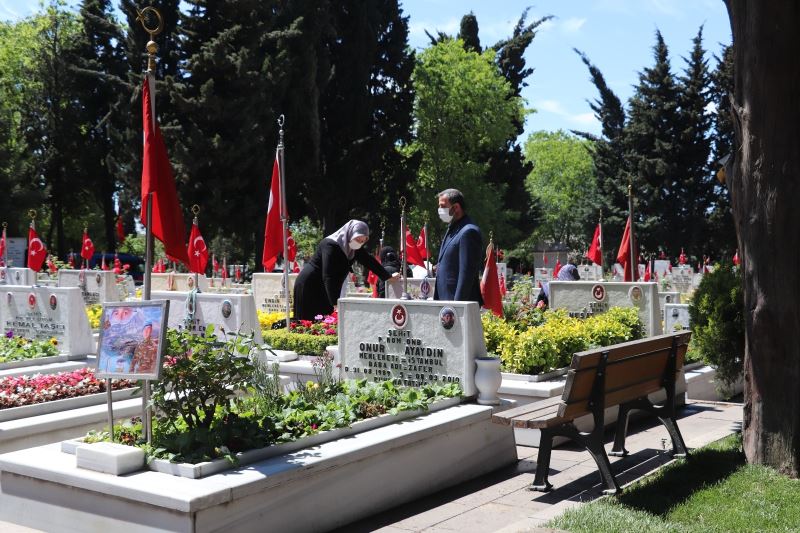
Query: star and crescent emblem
xmin=29 ymin=238 xmax=44 ymax=256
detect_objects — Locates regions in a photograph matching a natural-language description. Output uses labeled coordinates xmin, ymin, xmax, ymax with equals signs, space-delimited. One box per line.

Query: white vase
xmin=474 ymin=357 xmax=502 ymax=405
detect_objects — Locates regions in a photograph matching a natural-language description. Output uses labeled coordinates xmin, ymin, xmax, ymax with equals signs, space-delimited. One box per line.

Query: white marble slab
xmin=665 ymin=303 xmax=691 ymax=333
xmin=0 ymin=286 xmax=94 ymax=355
xmin=151 ymin=291 xmax=261 ymax=342
xmin=251 ymin=273 xmax=297 ymax=314
xmin=337 ymin=298 xmax=487 ymax=396
xmin=548 ymin=281 xmax=662 ymax=337
xmin=0 ymin=267 xmax=36 ymax=286
xmin=150 ymin=273 xmax=209 ymax=292
xmin=57 ymin=270 xmax=121 ymax=304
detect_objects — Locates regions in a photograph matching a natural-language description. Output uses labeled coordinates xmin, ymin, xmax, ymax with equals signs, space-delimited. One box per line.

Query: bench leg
xmin=610 ymin=403 xmax=632 ymax=457
xmin=586 ymin=439 xmax=621 ymax=495
xmin=660 ymin=416 xmax=688 ymax=457
xmin=530 ymin=429 xmax=554 ymax=492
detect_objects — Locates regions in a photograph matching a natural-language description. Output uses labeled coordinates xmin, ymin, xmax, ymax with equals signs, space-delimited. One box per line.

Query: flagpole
xmin=277 ymin=115 xmax=291 ymax=329
xmin=424 ymin=217 xmax=431 ymax=278
xmin=138 ymin=6 xmax=164 ymax=447
xmin=190 ymin=205 xmax=201 ymax=292
xmin=399 ymin=197 xmax=410 ymax=300
xmin=2 ymin=222 xmax=7 ymax=276
xmin=627 ymin=177 xmax=636 ymax=282
xmin=598 ymin=208 xmax=604 ymax=275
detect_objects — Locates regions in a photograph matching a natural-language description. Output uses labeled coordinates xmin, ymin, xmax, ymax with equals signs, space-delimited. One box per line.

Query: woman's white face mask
xmin=438 ymin=207 xmax=453 ymax=223
xmin=349 ymin=238 xmax=365 ymax=250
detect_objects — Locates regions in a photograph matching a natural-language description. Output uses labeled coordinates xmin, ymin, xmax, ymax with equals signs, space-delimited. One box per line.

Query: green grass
xmin=549 ymin=433 xmax=800 ymax=532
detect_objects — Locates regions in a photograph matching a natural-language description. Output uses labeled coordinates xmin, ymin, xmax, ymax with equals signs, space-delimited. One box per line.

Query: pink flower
xmin=325 ymin=328 xmax=336 ymax=335
xmin=314 ymin=314 xmax=324 ymax=321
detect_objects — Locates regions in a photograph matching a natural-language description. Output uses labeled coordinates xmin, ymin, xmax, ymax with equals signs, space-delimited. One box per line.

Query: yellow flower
xmin=49 ymin=338 xmax=58 ymax=346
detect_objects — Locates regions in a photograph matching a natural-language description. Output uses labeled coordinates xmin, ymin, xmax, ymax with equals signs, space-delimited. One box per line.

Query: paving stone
xmin=430 ymin=503 xmax=534 ymax=533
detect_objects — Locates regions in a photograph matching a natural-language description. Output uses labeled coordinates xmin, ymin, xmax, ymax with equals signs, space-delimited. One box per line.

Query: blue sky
xmin=2 ymin=0 xmax=732 ymax=139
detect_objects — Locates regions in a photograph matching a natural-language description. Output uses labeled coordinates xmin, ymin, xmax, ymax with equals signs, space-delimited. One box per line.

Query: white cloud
xmin=0 ymin=0 xmax=20 ymax=19
xmin=534 ymin=100 xmax=599 ymax=127
xmin=408 ymin=17 xmax=460 ymax=47
xmin=562 ymin=17 xmax=587 ymax=33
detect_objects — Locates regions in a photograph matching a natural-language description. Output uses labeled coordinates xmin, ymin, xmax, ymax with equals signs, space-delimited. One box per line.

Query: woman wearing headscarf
xmin=293 ymin=220 xmax=397 ymax=320
xmin=376 ymin=246 xmax=413 ymax=298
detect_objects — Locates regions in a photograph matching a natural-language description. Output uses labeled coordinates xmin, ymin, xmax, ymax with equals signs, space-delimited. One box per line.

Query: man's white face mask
xmin=349 ymin=238 xmax=365 ymax=250
xmin=438 ymin=207 xmax=453 ymax=223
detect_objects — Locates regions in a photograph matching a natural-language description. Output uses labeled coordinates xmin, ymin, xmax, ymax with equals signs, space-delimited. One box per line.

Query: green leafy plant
xmin=0 ymin=334 xmax=60 ymax=362
xmin=262 ymin=330 xmax=335 ymax=356
xmin=689 ymin=262 xmax=744 ymax=389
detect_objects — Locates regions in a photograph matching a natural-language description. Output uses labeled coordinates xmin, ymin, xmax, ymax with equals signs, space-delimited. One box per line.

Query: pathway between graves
xmin=336 ymin=399 xmax=742 ymax=533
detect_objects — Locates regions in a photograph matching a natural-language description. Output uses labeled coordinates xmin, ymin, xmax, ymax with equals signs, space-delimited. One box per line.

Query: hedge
xmin=262 ymin=330 xmax=336 ymax=357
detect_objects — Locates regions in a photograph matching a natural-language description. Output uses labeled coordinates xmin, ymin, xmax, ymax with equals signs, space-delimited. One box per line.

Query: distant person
xmin=433 ymin=189 xmax=483 ymax=304
xmin=293 ymin=220 xmax=399 ymax=320
xmin=377 ymin=246 xmax=412 ymax=298
xmin=556 ymin=257 xmax=581 ymax=281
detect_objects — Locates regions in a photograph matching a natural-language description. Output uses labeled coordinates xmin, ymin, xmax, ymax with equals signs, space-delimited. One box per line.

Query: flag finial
xmin=191 ymin=204 xmax=200 ymax=224
xmin=137 ymin=6 xmax=163 ymax=72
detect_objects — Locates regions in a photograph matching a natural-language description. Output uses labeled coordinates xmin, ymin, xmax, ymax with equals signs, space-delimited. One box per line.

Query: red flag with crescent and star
xmin=262 ymin=153 xmax=284 ymax=272
xmin=0 ymin=225 xmax=6 ymax=265
xmin=187 ymin=220 xmax=209 ymax=274
xmin=27 ymin=226 xmax=47 ymax=272
xmin=140 ymin=73 xmax=189 ymax=265
xmin=417 ymin=227 xmax=427 ymax=260
xmin=81 ymin=230 xmax=95 ymax=263
xmin=480 ymin=243 xmax=503 ymax=318
xmin=287 ymin=229 xmax=297 ymax=263
xmin=405 ymin=228 xmax=425 ymax=267
xmin=116 ymin=215 xmax=125 ymax=243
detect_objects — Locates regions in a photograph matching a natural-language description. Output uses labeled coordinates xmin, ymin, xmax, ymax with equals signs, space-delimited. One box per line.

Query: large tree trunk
xmin=726 ymin=0 xmax=800 ymax=475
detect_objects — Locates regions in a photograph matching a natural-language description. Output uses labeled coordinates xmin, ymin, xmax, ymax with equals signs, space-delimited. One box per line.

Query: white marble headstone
xmin=385 ymin=277 xmax=435 ymax=300
xmin=150 ymin=273 xmax=209 ymax=292
xmin=658 ymin=291 xmax=681 ymax=321
xmin=577 ymin=264 xmax=603 ymax=281
xmin=0 ymin=286 xmax=94 ymax=355
xmin=251 ymin=273 xmax=297 ymax=313
xmin=57 ymin=270 xmax=121 ymax=304
xmin=151 ymin=291 xmax=262 ymax=342
xmin=669 ymin=266 xmax=694 ymax=293
xmin=338 ymin=298 xmax=486 ymax=396
xmin=664 ymin=303 xmax=691 ymax=333
xmin=0 ymin=267 xmax=36 ymax=286
xmin=548 ymin=281 xmax=662 ymax=337
xmin=654 ymin=260 xmax=671 ymax=277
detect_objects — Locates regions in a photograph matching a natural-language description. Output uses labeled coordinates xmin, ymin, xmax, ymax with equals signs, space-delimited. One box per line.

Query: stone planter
xmin=501 ymin=367 xmax=569 ymax=383
xmin=475 ymin=357 xmax=502 ymax=405
xmin=0 ymin=388 xmax=139 ymax=423
xmin=63 ymin=396 xmax=462 ymax=479
xmin=0 ymin=353 xmax=88 ymax=371
xmin=685 ymin=364 xmax=744 ymax=401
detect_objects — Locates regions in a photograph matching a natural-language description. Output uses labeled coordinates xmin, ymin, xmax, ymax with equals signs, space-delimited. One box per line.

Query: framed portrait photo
xmin=96 ymin=300 xmax=170 ymax=380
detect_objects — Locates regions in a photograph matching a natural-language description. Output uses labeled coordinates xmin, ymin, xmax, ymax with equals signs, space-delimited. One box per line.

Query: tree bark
xmin=726 ymin=0 xmax=800 ymax=476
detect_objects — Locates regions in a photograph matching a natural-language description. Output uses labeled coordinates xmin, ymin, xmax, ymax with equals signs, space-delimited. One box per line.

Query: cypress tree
xmin=313 ymin=0 xmax=415 ymax=234
xmin=623 ymin=30 xmax=682 ymax=256
xmin=706 ymin=44 xmax=736 ymax=256
xmin=72 ymin=0 xmax=128 ymax=251
xmin=572 ymin=49 xmax=628 ymax=263
xmin=458 ymin=12 xmax=480 ymax=53
xmin=676 ymin=26 xmax=714 ymax=256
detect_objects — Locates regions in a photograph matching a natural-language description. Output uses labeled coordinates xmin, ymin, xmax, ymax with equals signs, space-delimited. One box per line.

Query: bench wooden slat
xmin=491 ymin=396 xmax=563 ymax=425
xmin=558 ymin=376 xmax=664 ymax=419
xmin=569 ymin=331 xmax=690 ymax=371
xmin=511 ymin=403 xmax=564 ymax=429
xmin=562 ymin=350 xmax=671 ymax=404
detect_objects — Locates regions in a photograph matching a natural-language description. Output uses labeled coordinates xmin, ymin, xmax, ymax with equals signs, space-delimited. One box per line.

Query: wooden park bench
xmin=492 ymin=331 xmax=691 ymax=494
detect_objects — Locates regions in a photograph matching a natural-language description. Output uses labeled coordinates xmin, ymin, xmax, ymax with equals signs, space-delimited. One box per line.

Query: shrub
xmin=0 ymin=334 xmax=60 ymax=362
xmin=257 ymin=311 xmax=285 ymax=331
xmin=689 ymin=262 xmax=744 ymax=388
xmin=262 ymin=330 xmax=336 ymax=356
xmin=483 ymin=306 xmax=645 ymax=375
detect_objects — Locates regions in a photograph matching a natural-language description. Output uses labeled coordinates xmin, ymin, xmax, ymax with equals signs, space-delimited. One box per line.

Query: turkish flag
xmin=81 ymin=230 xmax=95 ymax=262
xmin=287 ymin=229 xmax=297 ymax=263
xmin=616 ymin=217 xmax=638 ymax=282
xmin=262 ymin=153 xmax=284 ymax=272
xmin=480 ymin=244 xmax=503 ymax=318
xmin=367 ymin=251 xmax=380 ymax=298
xmin=27 ymin=226 xmax=46 ymax=272
xmin=587 ymin=224 xmax=602 ymax=264
xmin=101 ymin=255 xmax=109 ymax=271
xmin=733 ymin=250 xmax=740 ymax=266
xmin=0 ymin=226 xmax=6 ymax=266
xmin=678 ymin=248 xmax=687 ymax=265
xmin=187 ymin=221 xmax=209 ymax=274
xmin=644 ymin=261 xmax=652 ymax=282
xmin=417 ymin=227 xmax=427 ymax=259
xmin=113 ymin=255 xmax=122 ymax=274
xmin=140 ymin=73 xmax=189 ymax=265
xmin=553 ymin=258 xmax=562 ymax=278
xmin=499 ymin=274 xmax=507 ymax=296
xmin=405 ymin=228 xmax=425 ymax=267
xmin=116 ymin=215 xmax=125 ymax=243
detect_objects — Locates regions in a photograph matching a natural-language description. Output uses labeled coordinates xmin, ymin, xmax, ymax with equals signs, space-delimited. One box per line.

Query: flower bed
xmin=260 ymin=312 xmax=337 ymax=356
xmin=0 ymin=333 xmax=60 ymax=364
xmin=483 ymin=307 xmax=645 ymax=375
xmin=0 ymin=368 xmax=135 ymax=410
xmin=91 ymin=329 xmax=461 ymax=467
xmin=85 ymin=304 xmax=102 ymax=330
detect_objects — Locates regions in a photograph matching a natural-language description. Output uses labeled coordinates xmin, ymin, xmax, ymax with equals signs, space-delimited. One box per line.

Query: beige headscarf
xmin=325 ymin=220 xmax=369 ymax=260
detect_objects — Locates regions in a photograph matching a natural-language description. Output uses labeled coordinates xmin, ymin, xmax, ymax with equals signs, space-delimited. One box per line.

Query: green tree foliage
xmin=572 ymin=48 xmax=627 ymax=264
xmin=623 ymin=31 xmax=683 ymax=258
xmin=706 ymin=45 xmax=736 ymax=256
xmin=457 ymin=12 xmax=480 ymax=53
xmin=523 ymin=130 xmax=598 ymax=248
xmin=408 ymin=39 xmax=525 ymax=248
xmin=675 ymin=26 xmax=714 ymax=258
